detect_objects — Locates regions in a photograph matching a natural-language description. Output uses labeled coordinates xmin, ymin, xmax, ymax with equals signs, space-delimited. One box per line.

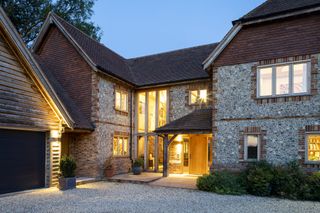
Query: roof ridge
xmin=238 ymin=0 xmax=271 ymax=21
xmin=128 ymin=42 xmax=219 ymax=61
xmin=50 ymin=12 xmax=127 ymax=60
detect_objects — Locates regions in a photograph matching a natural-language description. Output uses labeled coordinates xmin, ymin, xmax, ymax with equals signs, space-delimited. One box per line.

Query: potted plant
xmin=104 ymin=157 xmax=114 ymax=178
xmin=132 ymin=158 xmax=143 ymax=175
xmin=58 ymin=155 xmax=77 ymax=190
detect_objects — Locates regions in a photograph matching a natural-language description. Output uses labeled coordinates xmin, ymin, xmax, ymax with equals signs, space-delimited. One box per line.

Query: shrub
xmin=245 ymin=161 xmax=274 ymax=196
xmin=59 ymin=155 xmax=76 ymax=178
xmin=303 ymin=172 xmax=320 ymax=201
xmin=271 ymin=162 xmax=306 ymax=199
xmin=197 ymin=171 xmax=246 ymax=195
xmin=133 ymin=158 xmax=144 ymax=167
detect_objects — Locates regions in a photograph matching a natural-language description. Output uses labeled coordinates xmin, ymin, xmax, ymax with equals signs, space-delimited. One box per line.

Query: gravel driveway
xmin=0 ymin=182 xmax=319 ymax=213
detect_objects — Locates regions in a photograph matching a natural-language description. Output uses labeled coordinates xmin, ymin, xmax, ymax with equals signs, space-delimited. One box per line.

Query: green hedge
xmin=197 ymin=161 xmax=320 ymax=201
xmin=196 ymin=171 xmax=246 ymax=195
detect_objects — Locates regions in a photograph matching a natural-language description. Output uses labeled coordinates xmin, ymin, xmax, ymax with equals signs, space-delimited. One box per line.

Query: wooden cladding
xmin=0 ymin=33 xmax=60 ymax=130
xmin=50 ymin=141 xmax=61 ymax=186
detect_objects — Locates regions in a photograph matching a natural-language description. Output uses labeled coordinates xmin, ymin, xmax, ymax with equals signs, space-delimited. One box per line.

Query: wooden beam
xmin=163 ymin=134 xmax=177 ymax=177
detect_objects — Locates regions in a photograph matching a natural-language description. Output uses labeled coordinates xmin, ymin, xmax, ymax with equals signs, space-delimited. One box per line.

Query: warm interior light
xmin=199 ymin=90 xmax=207 ymax=102
xmin=176 ymin=135 xmax=183 ymax=142
xmin=50 ymin=130 xmax=61 ymax=138
xmin=176 ymin=143 xmax=182 ymax=155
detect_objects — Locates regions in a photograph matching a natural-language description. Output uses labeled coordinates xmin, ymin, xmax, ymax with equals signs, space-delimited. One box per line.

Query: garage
xmin=0 ymin=129 xmax=46 ymax=194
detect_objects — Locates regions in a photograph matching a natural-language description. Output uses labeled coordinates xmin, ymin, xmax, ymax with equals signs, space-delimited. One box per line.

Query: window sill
xmin=304 ymin=161 xmax=320 ymax=165
xmin=239 ymin=159 xmax=259 ymax=163
xmin=115 ymin=108 xmax=129 ymax=116
xmin=256 ymin=93 xmax=311 ymax=99
xmin=113 ymin=155 xmax=130 ymax=159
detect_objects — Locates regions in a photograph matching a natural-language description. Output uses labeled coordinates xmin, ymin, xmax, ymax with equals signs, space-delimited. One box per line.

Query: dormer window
xmin=257 ymin=61 xmax=310 ymax=98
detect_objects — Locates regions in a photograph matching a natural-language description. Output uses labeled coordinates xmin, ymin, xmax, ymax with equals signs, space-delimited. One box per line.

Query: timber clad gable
xmin=0 ymin=33 xmax=60 ymax=130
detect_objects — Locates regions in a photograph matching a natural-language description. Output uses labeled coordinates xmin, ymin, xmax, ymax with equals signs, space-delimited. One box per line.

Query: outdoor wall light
xmin=50 ymin=130 xmax=61 ymax=138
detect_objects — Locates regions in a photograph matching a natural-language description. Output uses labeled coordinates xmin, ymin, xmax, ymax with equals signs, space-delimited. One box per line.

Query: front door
xmin=189 ymin=135 xmax=208 ymax=175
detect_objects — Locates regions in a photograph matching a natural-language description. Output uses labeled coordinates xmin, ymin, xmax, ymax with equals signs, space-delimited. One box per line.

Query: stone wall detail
xmin=212 ymin=54 xmax=320 ymax=171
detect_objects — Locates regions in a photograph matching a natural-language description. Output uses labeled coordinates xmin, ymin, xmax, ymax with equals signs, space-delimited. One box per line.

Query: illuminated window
xmin=148 ymin=91 xmax=156 ymax=132
xmin=138 ymin=93 xmax=146 ymax=132
xmin=115 ymin=90 xmax=128 ymax=112
xmin=244 ymin=135 xmax=260 ymax=161
xmin=307 ymin=135 xmax=320 ymax=162
xmin=158 ymin=90 xmax=167 ymax=127
xmin=258 ymin=61 xmax=310 ymax=97
xmin=189 ymin=89 xmax=207 ymax=104
xmin=113 ymin=136 xmax=129 ymax=156
xmin=137 ymin=136 xmax=145 ymax=159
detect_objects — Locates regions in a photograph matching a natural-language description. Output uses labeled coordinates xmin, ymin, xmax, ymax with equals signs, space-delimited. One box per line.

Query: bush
xmin=271 ymin=162 xmax=306 ymax=199
xmin=133 ymin=158 xmax=144 ymax=167
xmin=59 ymin=155 xmax=76 ymax=178
xmin=197 ymin=171 xmax=246 ymax=195
xmin=303 ymin=172 xmax=320 ymax=201
xmin=245 ymin=161 xmax=274 ymax=196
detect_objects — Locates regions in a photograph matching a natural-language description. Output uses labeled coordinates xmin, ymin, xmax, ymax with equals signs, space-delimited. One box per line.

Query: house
xmin=1 ymin=0 xmax=320 ymax=194
xmin=203 ymin=0 xmax=320 ymax=172
xmin=31 ymin=0 xmax=320 ymax=182
xmin=32 ymin=11 xmax=217 ymax=179
xmin=0 ymin=7 xmax=73 ymax=194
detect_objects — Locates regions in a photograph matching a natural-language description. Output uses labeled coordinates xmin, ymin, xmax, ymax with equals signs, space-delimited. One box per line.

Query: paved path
xmin=150 ymin=175 xmax=197 ymax=189
xmin=0 ymin=182 xmax=319 ymax=213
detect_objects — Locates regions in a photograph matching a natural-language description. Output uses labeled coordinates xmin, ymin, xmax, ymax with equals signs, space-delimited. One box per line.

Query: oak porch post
xmin=163 ymin=134 xmax=169 ymax=177
xmin=163 ymin=134 xmax=177 ymax=177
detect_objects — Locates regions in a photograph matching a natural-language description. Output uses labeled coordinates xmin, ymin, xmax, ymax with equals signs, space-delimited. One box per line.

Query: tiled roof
xmin=128 ymin=43 xmax=218 ymax=86
xmin=154 ymin=108 xmax=212 ymax=134
xmin=235 ymin=0 xmax=320 ymax=23
xmin=51 ymin=13 xmax=217 ymax=86
xmin=52 ymin=14 xmax=136 ymax=84
xmin=34 ymin=54 xmax=94 ymax=130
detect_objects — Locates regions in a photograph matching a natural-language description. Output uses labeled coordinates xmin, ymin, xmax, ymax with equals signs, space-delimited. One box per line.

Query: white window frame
xmin=115 ymin=90 xmax=128 ymax=112
xmin=113 ymin=136 xmax=129 ymax=156
xmin=244 ymin=134 xmax=260 ymax=161
xmin=305 ymin=133 xmax=320 ymax=164
xmin=257 ymin=60 xmax=311 ymax=98
xmin=188 ymin=89 xmax=207 ymax=105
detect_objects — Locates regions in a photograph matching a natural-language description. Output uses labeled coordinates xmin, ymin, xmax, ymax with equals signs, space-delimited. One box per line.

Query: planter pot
xmin=132 ymin=166 xmax=142 ymax=175
xmin=105 ymin=168 xmax=114 ymax=178
xmin=58 ymin=177 xmax=76 ymax=190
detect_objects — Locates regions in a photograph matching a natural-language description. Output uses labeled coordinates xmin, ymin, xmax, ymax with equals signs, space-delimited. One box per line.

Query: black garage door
xmin=0 ymin=129 xmax=45 ymax=194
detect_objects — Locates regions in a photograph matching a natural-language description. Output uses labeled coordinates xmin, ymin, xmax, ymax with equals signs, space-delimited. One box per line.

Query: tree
xmin=0 ymin=0 xmax=102 ymax=45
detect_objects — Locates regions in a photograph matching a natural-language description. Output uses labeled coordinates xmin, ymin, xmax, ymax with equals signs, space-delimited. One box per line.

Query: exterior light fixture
xmin=50 ymin=130 xmax=61 ymax=138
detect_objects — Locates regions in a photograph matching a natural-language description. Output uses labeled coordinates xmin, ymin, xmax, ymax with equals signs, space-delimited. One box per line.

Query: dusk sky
xmin=92 ymin=0 xmax=265 ymax=58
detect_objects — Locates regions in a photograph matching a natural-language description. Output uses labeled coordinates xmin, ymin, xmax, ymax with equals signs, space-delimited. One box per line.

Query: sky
xmin=92 ymin=0 xmax=265 ymax=58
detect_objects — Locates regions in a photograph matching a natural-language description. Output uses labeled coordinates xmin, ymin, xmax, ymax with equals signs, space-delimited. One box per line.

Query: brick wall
xmin=215 ymin=13 xmax=320 ymax=67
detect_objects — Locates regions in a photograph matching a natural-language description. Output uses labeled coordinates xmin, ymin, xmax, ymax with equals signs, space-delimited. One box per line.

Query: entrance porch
xmin=154 ymin=109 xmax=213 ymax=177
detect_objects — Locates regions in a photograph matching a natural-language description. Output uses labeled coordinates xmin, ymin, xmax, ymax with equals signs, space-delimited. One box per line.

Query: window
xmin=257 ymin=61 xmax=310 ymax=97
xmin=189 ymin=89 xmax=207 ymax=104
xmin=158 ymin=90 xmax=167 ymax=127
xmin=113 ymin=136 xmax=128 ymax=156
xmin=244 ymin=135 xmax=260 ymax=161
xmin=115 ymin=90 xmax=128 ymax=112
xmin=306 ymin=134 xmax=320 ymax=162
xmin=138 ymin=93 xmax=146 ymax=132
xmin=148 ymin=91 xmax=156 ymax=132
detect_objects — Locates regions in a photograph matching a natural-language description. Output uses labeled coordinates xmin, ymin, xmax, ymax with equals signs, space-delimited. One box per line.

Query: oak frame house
xmin=1 ymin=0 xmax=320 ymax=194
